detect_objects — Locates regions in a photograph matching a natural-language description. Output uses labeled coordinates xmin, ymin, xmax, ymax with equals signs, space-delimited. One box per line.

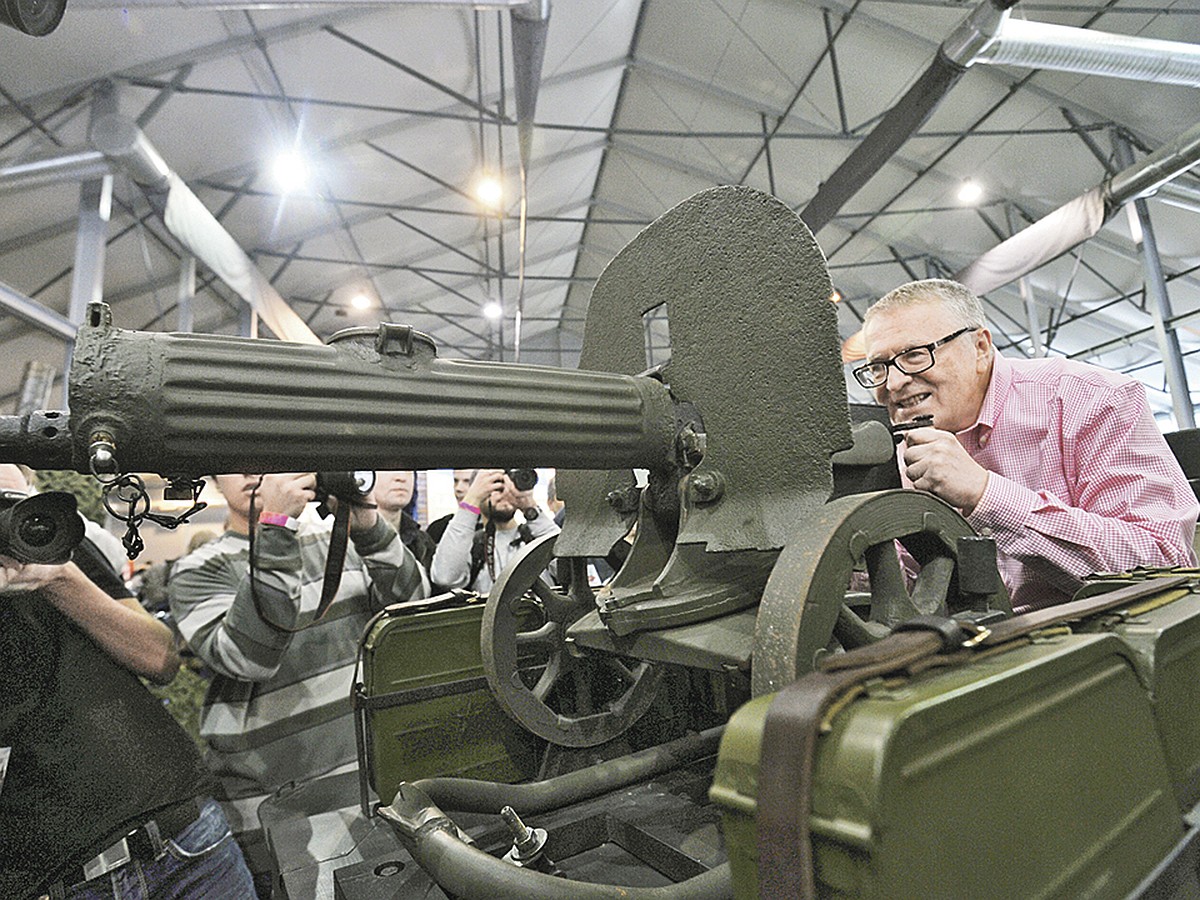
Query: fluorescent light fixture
xmin=483 ymin=301 xmax=503 ymax=319
xmin=475 ymin=175 xmax=504 ymax=209
xmin=957 ymin=179 xmax=983 ymax=204
xmin=272 ymin=148 xmax=310 ymax=194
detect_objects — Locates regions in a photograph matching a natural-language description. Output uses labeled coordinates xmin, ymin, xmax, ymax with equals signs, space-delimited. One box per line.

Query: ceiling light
xmin=272 ymin=149 xmax=310 ymax=194
xmin=475 ymin=176 xmax=504 ymax=209
xmin=830 ymin=289 xmax=842 ymax=304
xmin=483 ymin=301 xmax=503 ymax=320
xmin=957 ymin=179 xmax=983 ymax=204
xmin=350 ymin=292 xmax=372 ymax=310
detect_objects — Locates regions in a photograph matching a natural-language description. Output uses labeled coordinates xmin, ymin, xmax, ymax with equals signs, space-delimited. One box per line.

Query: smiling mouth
xmin=895 ymin=393 xmax=930 ymax=411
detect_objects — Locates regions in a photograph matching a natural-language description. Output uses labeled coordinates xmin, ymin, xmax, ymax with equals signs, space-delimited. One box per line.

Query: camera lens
xmin=506 ymin=468 xmax=537 ymax=492
xmin=18 ymin=514 xmax=56 ymax=547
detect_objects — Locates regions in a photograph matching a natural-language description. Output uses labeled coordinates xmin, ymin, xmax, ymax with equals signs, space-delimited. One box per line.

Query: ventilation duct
xmin=956 ymin=119 xmax=1200 ymax=296
xmin=803 ymin=0 xmax=1200 ymax=233
xmin=89 ymin=114 xmax=320 ymax=345
xmin=959 ymin=16 xmax=1200 ymax=87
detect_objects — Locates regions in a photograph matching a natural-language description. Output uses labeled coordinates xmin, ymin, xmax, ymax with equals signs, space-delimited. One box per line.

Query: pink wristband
xmin=259 ymin=511 xmax=300 ymax=532
xmin=458 ymin=501 xmax=481 ymax=515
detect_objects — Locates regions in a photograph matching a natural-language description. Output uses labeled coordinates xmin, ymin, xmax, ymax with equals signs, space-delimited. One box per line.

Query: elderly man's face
xmin=862 ymin=300 xmax=992 ymax=434
xmin=373 ymin=470 xmax=414 ymax=514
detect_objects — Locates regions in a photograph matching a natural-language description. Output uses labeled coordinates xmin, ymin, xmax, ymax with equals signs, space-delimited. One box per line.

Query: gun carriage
xmin=3 ymin=186 xmax=1199 ymax=899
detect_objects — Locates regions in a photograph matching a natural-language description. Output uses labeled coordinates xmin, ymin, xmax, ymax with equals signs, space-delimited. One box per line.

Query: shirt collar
xmin=958 ymin=350 xmax=1007 ymax=438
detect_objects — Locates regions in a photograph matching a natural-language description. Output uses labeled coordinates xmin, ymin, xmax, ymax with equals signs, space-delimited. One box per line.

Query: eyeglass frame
xmin=852 ymin=325 xmax=979 ymax=390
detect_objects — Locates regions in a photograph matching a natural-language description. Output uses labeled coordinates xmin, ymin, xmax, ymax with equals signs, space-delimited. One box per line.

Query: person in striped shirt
xmin=167 ymin=472 xmax=428 ymax=891
xmin=855 ymin=278 xmax=1199 ymax=614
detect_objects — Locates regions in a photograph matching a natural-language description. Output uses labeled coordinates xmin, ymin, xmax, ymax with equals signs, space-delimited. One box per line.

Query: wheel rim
xmin=481 ymin=533 xmax=663 ymax=747
xmin=751 ymin=490 xmax=998 ymax=697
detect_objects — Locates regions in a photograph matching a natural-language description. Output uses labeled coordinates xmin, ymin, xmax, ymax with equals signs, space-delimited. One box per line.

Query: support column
xmin=1113 ymin=130 xmax=1195 ymax=429
xmin=177 ymin=254 xmax=196 ymax=332
xmin=63 ymin=85 xmax=118 ymax=405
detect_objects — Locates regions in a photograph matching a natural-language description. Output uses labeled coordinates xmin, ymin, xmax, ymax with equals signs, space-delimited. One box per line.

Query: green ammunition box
xmin=1078 ymin=587 xmax=1200 ymax=809
xmin=712 ymin=634 xmax=1184 ymax=899
xmin=359 ymin=601 xmax=544 ymax=804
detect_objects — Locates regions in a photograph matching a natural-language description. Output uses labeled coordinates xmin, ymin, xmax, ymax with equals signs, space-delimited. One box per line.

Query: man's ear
xmin=974 ymin=327 xmax=994 ymax=372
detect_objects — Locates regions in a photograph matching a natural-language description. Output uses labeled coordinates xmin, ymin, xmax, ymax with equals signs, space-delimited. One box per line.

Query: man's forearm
xmin=44 ymin=565 xmax=180 ymax=683
xmin=351 ymin=519 xmax=429 ymax=604
xmin=969 ymin=474 xmax=1198 ymax=593
xmin=429 ymin=508 xmax=479 ymax=588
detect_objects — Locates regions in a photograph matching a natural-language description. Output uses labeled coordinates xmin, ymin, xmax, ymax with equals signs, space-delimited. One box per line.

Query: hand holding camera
xmin=257 ymin=473 xmax=317 ymax=519
xmin=463 ymin=469 xmax=508 ymax=509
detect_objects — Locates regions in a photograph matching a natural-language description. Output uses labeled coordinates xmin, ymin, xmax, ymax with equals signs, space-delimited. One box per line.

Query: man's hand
xmin=463 ymin=469 xmax=507 ymax=508
xmin=256 ymin=473 xmax=317 ymax=519
xmin=0 ymin=554 xmax=65 ymax=594
xmin=902 ymin=427 xmax=989 ymax=514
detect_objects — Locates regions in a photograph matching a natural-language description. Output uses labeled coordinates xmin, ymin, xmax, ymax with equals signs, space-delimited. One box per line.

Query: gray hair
xmin=864 ymin=279 xmax=986 ymax=332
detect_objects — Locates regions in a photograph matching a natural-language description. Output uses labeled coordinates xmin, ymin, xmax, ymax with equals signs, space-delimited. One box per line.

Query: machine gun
xmin=0 ymin=186 xmax=1008 ymax=742
xmin=8 ymin=186 xmax=1192 ymax=899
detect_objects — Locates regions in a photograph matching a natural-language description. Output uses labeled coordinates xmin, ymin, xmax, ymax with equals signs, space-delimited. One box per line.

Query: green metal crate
xmin=1076 ymin=586 xmax=1200 ymax=810
xmin=357 ymin=601 xmax=544 ymax=805
xmin=712 ymin=633 xmax=1185 ymax=900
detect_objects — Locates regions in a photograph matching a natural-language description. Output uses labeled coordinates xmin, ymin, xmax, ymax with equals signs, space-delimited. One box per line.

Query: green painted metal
xmin=752 ymin=490 xmax=1010 ymax=697
xmin=713 ymin=633 xmax=1186 ymax=899
xmin=361 ymin=602 xmax=543 ymax=803
xmin=558 ymin=185 xmax=851 ymax=562
xmin=61 ymin=306 xmax=676 ymax=476
xmin=480 ymin=532 xmax=663 ymax=748
xmin=1077 ymin=584 xmax=1200 ymax=810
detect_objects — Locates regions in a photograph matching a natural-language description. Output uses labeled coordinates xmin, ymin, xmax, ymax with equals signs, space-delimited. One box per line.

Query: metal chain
xmin=100 ymin=474 xmax=208 ymax=559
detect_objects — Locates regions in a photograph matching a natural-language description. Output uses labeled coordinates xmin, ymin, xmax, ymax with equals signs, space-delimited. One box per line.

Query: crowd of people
xmin=2 ymin=278 xmax=1198 ymax=898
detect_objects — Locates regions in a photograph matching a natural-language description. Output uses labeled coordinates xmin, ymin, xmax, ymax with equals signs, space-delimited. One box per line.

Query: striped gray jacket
xmin=168 ymin=517 xmax=427 ymax=840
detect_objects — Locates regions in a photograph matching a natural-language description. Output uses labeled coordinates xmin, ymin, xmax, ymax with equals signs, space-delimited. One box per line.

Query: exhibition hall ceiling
xmin=1 ymin=0 xmax=1199 ymax=423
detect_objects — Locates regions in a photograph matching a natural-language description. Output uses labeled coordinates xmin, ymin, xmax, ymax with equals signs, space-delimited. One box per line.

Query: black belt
xmin=47 ymin=796 xmax=202 ymax=896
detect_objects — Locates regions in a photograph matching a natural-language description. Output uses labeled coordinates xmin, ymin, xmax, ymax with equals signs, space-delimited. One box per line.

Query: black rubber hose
xmin=401 ymin=823 xmax=732 ymax=900
xmin=408 ymin=726 xmax=724 ymax=814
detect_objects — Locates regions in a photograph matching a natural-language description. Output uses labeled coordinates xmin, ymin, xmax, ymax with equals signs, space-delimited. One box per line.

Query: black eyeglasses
xmin=852 ymin=326 xmax=978 ymax=389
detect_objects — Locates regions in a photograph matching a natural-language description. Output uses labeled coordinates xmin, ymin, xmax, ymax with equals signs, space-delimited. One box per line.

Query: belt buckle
xmin=959 ymin=621 xmax=992 ymax=648
xmin=81 ymin=837 xmax=132 ymax=882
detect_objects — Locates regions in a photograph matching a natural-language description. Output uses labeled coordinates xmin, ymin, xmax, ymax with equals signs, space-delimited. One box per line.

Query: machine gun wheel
xmin=481 ymin=533 xmax=663 ymax=748
xmin=751 ymin=490 xmax=1006 ymax=697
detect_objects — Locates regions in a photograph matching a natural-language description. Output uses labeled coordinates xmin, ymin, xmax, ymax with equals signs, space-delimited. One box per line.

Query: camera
xmin=314 ymin=471 xmax=376 ymax=518
xmin=0 ymin=0 xmax=67 ymax=36
xmin=0 ymin=490 xmax=85 ymax=565
xmin=506 ymin=468 xmax=538 ymax=492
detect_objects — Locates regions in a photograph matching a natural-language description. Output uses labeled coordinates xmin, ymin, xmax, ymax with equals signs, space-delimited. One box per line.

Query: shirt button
xmin=979 ymin=434 xmax=989 ymax=447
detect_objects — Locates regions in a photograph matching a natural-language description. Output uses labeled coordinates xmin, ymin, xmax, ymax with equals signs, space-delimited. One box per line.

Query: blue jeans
xmin=66 ymin=798 xmax=257 ymax=900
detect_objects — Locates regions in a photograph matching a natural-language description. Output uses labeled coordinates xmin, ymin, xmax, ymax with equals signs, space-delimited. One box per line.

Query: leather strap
xmin=248 ymin=484 xmax=354 ymax=634
xmin=756 ymin=575 xmax=1189 ymax=900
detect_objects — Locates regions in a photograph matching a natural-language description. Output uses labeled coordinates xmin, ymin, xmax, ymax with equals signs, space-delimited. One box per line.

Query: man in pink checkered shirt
xmin=856 ymin=278 xmax=1199 ymax=614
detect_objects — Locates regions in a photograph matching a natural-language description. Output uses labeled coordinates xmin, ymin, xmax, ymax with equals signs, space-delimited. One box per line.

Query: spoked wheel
xmin=751 ymin=490 xmax=1008 ymax=697
xmin=481 ymin=533 xmax=662 ymax=747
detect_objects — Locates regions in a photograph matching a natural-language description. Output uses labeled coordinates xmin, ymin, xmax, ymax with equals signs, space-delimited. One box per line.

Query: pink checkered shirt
xmin=900 ymin=352 xmax=1199 ymax=613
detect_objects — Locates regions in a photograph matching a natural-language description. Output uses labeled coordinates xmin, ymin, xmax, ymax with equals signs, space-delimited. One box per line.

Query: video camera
xmin=0 ymin=490 xmax=85 ymax=565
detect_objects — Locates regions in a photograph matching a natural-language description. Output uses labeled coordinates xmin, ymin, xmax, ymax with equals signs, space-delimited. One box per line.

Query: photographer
xmin=0 ymin=464 xmax=255 ymax=899
xmin=167 ymin=472 xmax=428 ymax=891
xmin=430 ymin=468 xmax=558 ymax=595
